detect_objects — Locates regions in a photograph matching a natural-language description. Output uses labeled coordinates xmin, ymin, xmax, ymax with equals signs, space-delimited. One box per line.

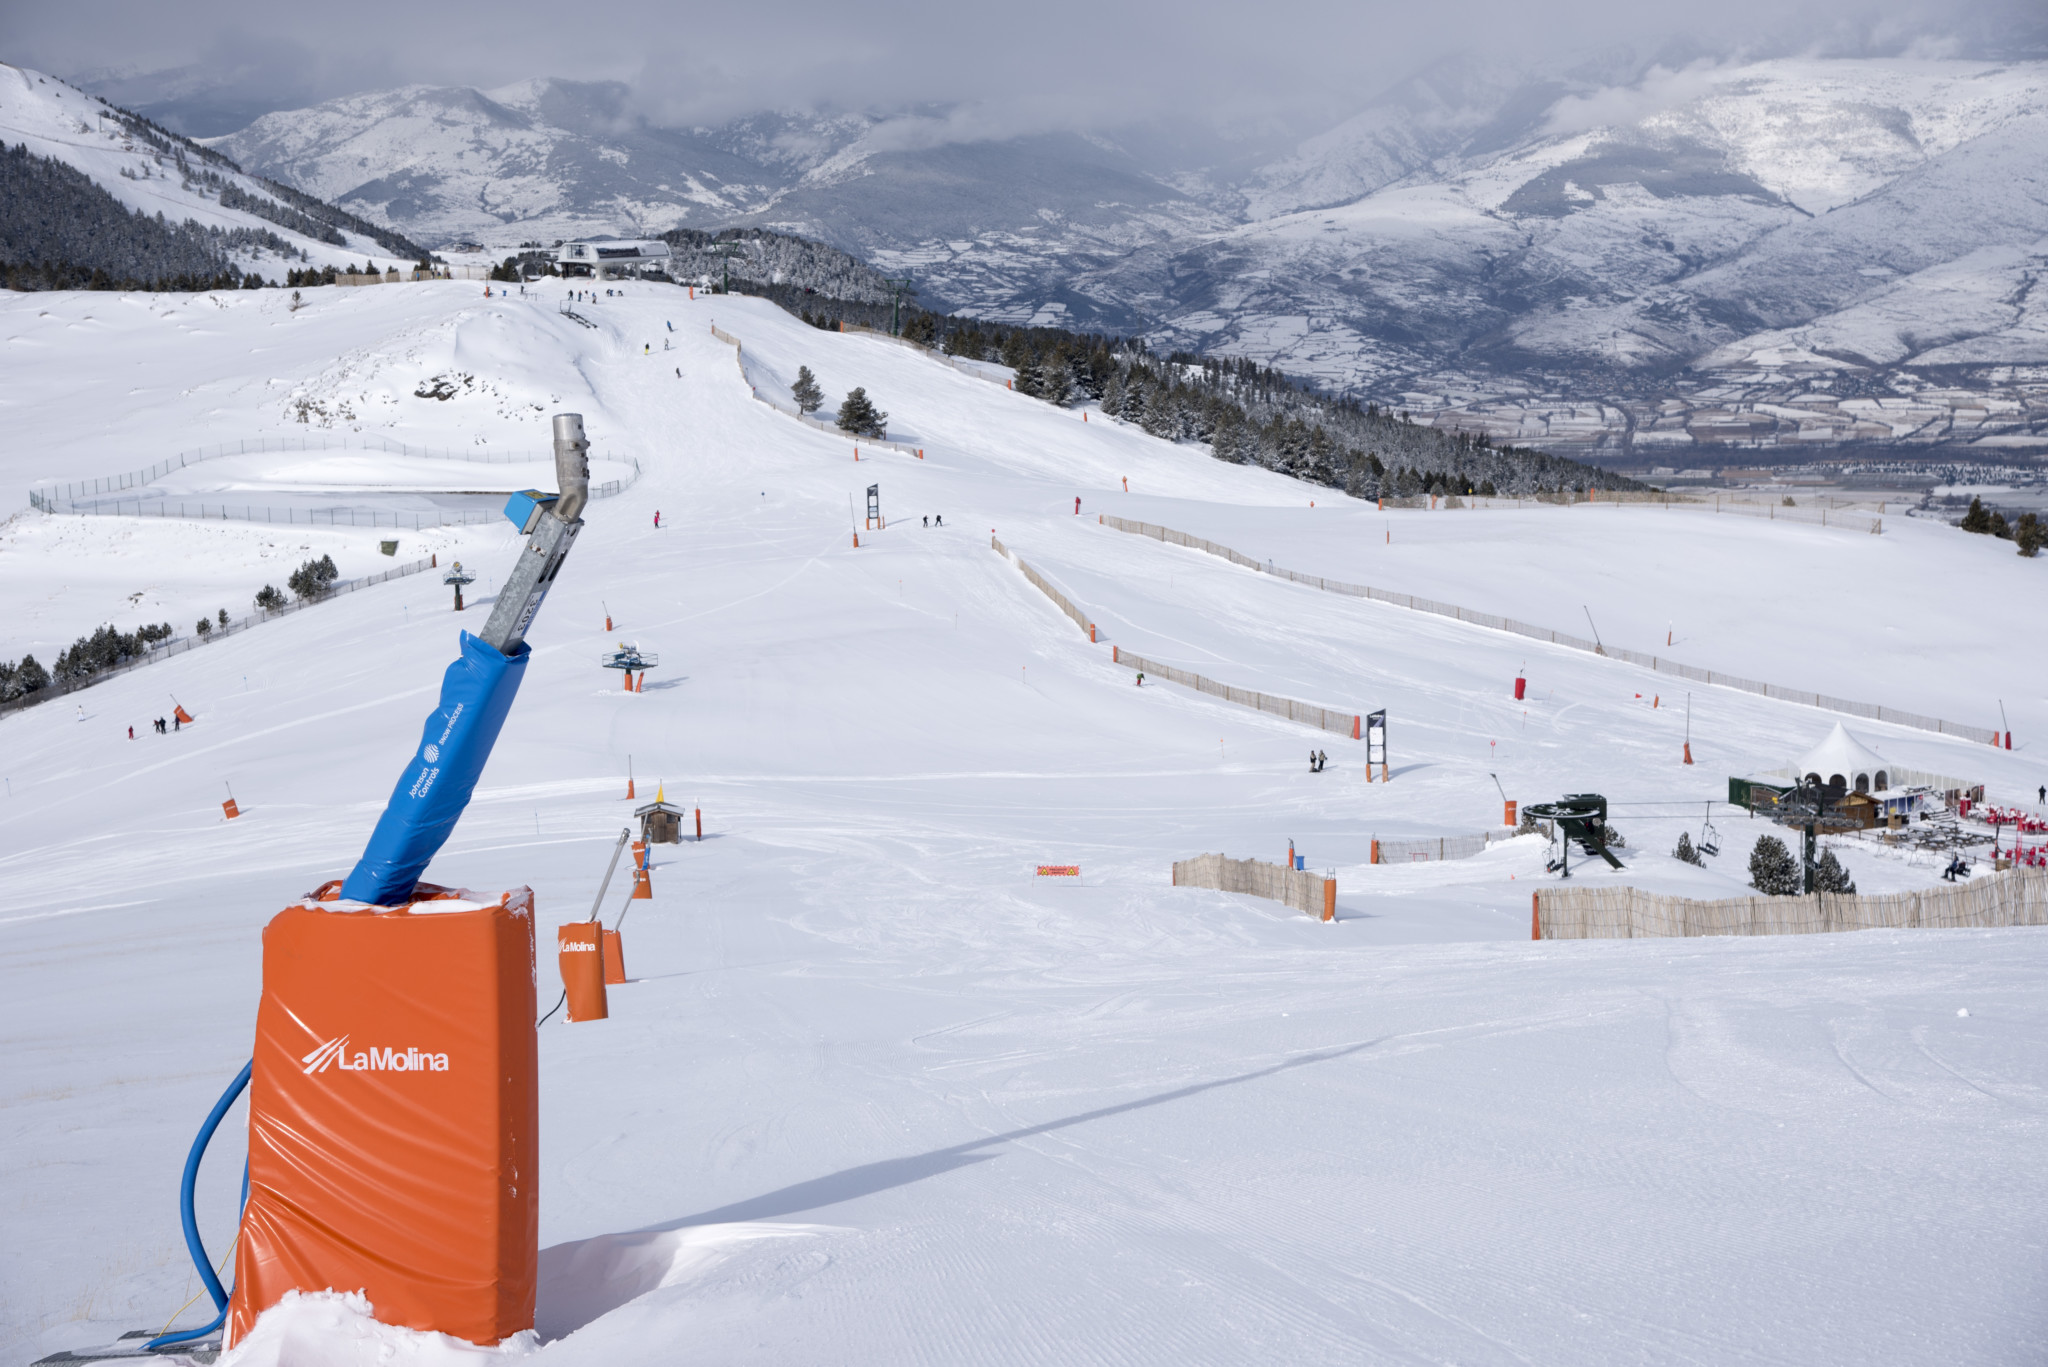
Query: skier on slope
xmin=654 ymin=511 xmax=661 ymax=529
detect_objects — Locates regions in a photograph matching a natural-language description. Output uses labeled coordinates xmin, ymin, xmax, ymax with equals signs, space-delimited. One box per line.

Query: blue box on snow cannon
xmin=502 ymin=489 xmax=558 ymax=533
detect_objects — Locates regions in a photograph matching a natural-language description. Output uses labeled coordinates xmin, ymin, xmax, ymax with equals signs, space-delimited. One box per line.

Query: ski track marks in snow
xmin=2 ymin=286 xmax=2046 ymax=1366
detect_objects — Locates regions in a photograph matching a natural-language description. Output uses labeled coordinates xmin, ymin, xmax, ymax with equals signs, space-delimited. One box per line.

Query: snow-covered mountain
xmin=208 ymin=79 xmax=880 ymax=247
xmin=0 ymin=62 xmax=426 ymax=277
xmin=141 ymin=57 xmax=2048 ymax=453
xmin=1111 ymin=60 xmax=2048 ymax=385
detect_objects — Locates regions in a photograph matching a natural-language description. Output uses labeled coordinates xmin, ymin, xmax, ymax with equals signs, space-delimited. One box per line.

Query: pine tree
xmin=1960 ymin=497 xmax=1993 ymax=534
xmin=0 ymin=653 xmax=49 ymax=701
xmin=288 ymin=555 xmax=339 ymax=601
xmin=1673 ymin=831 xmax=1704 ymax=866
xmin=217 ymin=608 xmax=229 ymax=627
xmin=1038 ymin=357 xmax=1073 ymax=406
xmin=255 ymin=585 xmax=286 ymax=611
xmin=1748 ymin=835 xmax=1803 ymax=895
xmin=1813 ymin=848 xmax=1856 ymax=894
xmin=196 ymin=617 xmax=213 ymax=637
xmin=1013 ymin=353 xmax=1042 ymax=399
xmin=790 ymin=365 xmax=824 ymax=415
xmin=2016 ymin=512 xmax=2045 ymax=558
xmin=835 ymin=387 xmax=887 ymax=438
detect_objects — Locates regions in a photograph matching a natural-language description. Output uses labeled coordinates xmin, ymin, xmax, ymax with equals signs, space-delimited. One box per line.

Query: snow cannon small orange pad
xmin=229 ymin=882 xmax=538 ymax=1348
xmin=558 ymin=920 xmax=609 ymax=1021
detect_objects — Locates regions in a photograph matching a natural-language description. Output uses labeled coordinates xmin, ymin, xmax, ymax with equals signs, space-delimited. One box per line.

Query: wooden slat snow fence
xmin=989 ymin=536 xmax=1094 ymax=638
xmin=1533 ymin=867 xmax=2048 ymax=939
xmin=1111 ymin=645 xmax=1361 ymax=740
xmin=1174 ymin=854 xmax=1335 ymax=921
xmin=987 ymin=535 xmax=1360 ymax=738
xmin=1099 ymin=515 xmax=1998 ymax=747
xmin=1373 ymin=831 xmax=1506 ymax=863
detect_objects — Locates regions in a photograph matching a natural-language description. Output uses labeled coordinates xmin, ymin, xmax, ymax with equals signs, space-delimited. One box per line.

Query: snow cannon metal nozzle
xmin=551 ymin=412 xmax=590 ymax=524
xmin=480 ymin=414 xmax=588 ymax=656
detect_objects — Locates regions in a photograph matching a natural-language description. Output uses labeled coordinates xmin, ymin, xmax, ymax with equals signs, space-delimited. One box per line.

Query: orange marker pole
xmin=1531 ymin=892 xmax=1541 ymax=941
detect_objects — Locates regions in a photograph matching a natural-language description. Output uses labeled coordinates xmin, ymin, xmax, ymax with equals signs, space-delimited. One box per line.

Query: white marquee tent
xmin=1794 ymin=722 xmax=1891 ymax=794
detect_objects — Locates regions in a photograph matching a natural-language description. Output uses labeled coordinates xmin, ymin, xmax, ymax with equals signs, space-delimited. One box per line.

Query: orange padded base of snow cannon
xmin=227 ymin=881 xmax=538 ymax=1347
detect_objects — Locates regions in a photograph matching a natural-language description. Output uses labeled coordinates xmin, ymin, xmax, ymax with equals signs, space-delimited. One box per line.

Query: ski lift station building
xmin=557 ymin=239 xmax=670 ymax=280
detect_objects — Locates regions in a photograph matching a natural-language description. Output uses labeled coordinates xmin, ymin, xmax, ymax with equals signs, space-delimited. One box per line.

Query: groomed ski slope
xmin=2 ymin=285 xmax=2044 ymax=1367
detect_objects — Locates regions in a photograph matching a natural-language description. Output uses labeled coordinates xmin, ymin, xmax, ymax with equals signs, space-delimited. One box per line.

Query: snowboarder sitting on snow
xmin=1944 ymin=855 xmax=1969 ymax=882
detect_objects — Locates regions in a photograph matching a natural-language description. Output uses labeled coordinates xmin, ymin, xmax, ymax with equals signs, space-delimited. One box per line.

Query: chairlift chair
xmin=1698 ymin=803 xmax=1721 ymax=858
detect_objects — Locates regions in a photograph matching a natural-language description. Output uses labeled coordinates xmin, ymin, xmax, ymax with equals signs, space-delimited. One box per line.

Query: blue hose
xmin=145 ymin=1060 xmax=252 ymax=1351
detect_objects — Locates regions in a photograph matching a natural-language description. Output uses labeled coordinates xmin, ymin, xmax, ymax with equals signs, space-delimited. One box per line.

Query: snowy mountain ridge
xmin=0 ymin=62 xmax=425 ymax=277
xmin=91 ymin=56 xmax=2048 ymax=455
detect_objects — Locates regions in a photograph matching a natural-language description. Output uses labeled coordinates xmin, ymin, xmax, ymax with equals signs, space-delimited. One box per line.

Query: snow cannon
xmin=339 ymin=412 xmax=589 ymax=905
xmin=112 ymin=416 xmax=595 ymax=1361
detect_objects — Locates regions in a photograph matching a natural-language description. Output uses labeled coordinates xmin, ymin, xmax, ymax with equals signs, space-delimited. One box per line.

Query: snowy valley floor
xmin=1 ymin=284 xmax=2045 ymax=1365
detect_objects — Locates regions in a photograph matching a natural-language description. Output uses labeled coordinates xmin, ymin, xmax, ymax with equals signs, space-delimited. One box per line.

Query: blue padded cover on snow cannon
xmin=340 ymin=631 xmax=529 ymax=905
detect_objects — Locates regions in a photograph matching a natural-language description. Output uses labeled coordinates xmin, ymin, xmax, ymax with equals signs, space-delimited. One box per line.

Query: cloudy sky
xmin=6 ymin=0 xmax=2042 ymax=137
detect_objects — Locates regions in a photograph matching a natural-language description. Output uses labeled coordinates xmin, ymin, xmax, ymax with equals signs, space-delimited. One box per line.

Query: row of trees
xmin=659 ymin=228 xmax=903 ymax=304
xmin=0 ymin=619 xmax=173 ymax=701
xmin=111 ymin=109 xmax=431 ymax=262
xmin=3 ymin=141 xmax=271 ymax=291
xmin=926 ymin=321 xmax=1643 ymax=500
xmin=1958 ymin=497 xmax=2045 ymax=556
xmin=4 ymin=127 xmax=436 ymax=297
xmin=1 ymin=557 xmax=341 ymax=706
xmin=1747 ymin=835 xmax=1856 ymax=895
xmin=766 ymin=269 xmax=1640 ymax=500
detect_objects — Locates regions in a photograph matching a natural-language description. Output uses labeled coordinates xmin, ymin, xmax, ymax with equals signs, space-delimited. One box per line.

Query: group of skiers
xmin=129 ymin=715 xmax=177 ymax=737
xmin=1308 ymin=749 xmax=1328 ymax=772
xmin=920 ymin=515 xmax=945 ymax=527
